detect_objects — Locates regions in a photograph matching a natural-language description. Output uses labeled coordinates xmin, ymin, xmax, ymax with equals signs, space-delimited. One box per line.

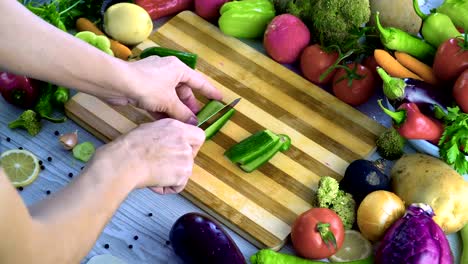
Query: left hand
xmin=106 ymin=56 xmax=223 ymax=125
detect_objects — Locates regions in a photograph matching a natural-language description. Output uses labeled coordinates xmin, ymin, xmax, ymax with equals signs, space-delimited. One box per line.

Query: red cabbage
xmin=376 ymin=203 xmax=453 ymax=264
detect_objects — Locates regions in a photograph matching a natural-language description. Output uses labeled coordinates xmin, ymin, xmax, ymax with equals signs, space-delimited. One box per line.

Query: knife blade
xmin=197 ymin=98 xmax=241 ymax=130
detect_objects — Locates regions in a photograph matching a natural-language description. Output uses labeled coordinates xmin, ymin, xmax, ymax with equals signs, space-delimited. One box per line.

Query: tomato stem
xmin=316 ymin=222 xmax=337 ymax=250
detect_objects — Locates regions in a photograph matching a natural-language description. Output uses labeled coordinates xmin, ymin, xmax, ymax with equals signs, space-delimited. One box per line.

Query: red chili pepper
xmin=378 ymin=100 xmax=444 ymax=144
xmin=135 ymin=0 xmax=193 ymax=20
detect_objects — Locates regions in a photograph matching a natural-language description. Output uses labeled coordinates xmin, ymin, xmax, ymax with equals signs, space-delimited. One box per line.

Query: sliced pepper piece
xmin=225 ymin=130 xmax=279 ymax=164
xmin=240 ymin=134 xmax=291 ymax=172
xmin=205 ymin=108 xmax=236 ymax=140
xmin=196 ymin=100 xmax=236 ymax=140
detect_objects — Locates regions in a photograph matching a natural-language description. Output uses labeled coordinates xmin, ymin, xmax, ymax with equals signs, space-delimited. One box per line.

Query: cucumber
xmin=224 ymin=130 xmax=279 ymax=164
xmin=140 ymin=46 xmax=198 ymax=69
xmin=240 ymin=134 xmax=291 ymax=173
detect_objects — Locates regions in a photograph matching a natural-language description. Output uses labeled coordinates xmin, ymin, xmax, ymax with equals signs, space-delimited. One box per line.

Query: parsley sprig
xmin=438 ymin=106 xmax=468 ymax=175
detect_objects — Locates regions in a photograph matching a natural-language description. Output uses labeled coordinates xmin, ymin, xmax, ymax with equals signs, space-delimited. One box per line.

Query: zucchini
xmin=225 ymin=130 xmax=291 ymax=173
xmin=225 ymin=130 xmax=279 ymax=164
xmin=139 ymin=46 xmax=198 ymax=69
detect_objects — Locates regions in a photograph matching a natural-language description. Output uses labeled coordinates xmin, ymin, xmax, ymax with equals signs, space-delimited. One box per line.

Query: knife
xmin=197 ymin=98 xmax=241 ymax=130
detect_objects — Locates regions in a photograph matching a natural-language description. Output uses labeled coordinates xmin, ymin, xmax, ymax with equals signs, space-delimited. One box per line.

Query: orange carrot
xmin=374 ymin=49 xmax=422 ymax=80
xmin=394 ymin=51 xmax=439 ymax=85
xmin=75 ymin=18 xmax=132 ymax=61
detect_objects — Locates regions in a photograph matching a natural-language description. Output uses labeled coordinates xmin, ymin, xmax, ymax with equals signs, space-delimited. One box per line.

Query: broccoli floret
xmin=376 ymin=127 xmax=406 ymax=160
xmin=316 ymin=176 xmax=356 ymax=229
xmin=8 ymin=110 xmax=42 ymax=136
xmin=285 ymin=0 xmax=371 ymax=49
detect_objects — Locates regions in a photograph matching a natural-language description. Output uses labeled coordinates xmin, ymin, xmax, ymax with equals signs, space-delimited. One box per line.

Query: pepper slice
xmin=196 ymin=100 xmax=236 ymax=139
xmin=140 ymin=46 xmax=198 ymax=69
xmin=240 ymin=134 xmax=291 ymax=172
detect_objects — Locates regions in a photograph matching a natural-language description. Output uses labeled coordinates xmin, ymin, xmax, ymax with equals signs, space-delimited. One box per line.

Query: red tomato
xmin=362 ymin=55 xmax=382 ymax=86
xmin=332 ymin=63 xmax=376 ymax=106
xmin=433 ymin=37 xmax=468 ymax=82
xmin=291 ymin=208 xmax=345 ymax=260
xmin=300 ymin=44 xmax=339 ymax=85
xmin=453 ymin=69 xmax=468 ymax=112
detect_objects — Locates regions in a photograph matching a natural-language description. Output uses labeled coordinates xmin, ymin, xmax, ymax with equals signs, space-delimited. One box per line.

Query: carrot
xmin=374 ymin=49 xmax=422 ymax=80
xmin=75 ymin=18 xmax=132 ymax=61
xmin=394 ymin=51 xmax=439 ymax=85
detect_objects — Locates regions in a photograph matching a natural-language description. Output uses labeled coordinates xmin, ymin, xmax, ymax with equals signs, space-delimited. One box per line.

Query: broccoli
xmin=8 ymin=110 xmax=42 ymax=136
xmin=273 ymin=0 xmax=371 ymax=50
xmin=316 ymin=176 xmax=356 ymax=229
xmin=376 ymin=127 xmax=406 ymax=160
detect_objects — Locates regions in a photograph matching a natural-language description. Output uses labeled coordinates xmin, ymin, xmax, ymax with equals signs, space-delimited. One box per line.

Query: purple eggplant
xmin=0 ymin=72 xmax=41 ymax=109
xmin=376 ymin=203 xmax=453 ymax=264
xmin=377 ymin=67 xmax=453 ymax=116
xmin=169 ymin=212 xmax=246 ymax=264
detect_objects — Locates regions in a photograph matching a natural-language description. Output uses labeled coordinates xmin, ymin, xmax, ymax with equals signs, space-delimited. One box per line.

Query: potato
xmin=103 ymin=3 xmax=153 ymax=46
xmin=368 ymin=0 xmax=422 ymax=35
xmin=391 ymin=153 xmax=468 ymax=233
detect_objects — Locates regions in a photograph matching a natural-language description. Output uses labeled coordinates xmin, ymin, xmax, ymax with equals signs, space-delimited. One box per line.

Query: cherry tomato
xmin=300 ymin=44 xmax=339 ymax=85
xmin=332 ymin=63 xmax=375 ymax=106
xmin=433 ymin=37 xmax=468 ymax=83
xmin=453 ymin=69 xmax=468 ymax=113
xmin=291 ymin=208 xmax=345 ymax=260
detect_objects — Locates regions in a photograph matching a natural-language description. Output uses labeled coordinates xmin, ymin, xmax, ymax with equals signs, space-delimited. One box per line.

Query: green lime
xmin=329 ymin=230 xmax=372 ymax=262
xmin=0 ymin=149 xmax=40 ymax=187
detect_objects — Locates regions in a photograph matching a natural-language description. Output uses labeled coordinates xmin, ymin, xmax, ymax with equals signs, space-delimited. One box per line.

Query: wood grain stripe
xmin=149 ymin=30 xmax=372 ymax=162
xmin=165 ymin=15 xmax=381 ymax=143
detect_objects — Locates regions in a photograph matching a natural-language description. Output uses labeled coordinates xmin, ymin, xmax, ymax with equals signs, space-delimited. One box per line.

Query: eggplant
xmin=339 ymin=159 xmax=391 ymax=205
xmin=377 ymin=67 xmax=453 ymax=117
xmin=169 ymin=212 xmax=246 ymax=264
xmin=0 ymin=72 xmax=41 ymax=109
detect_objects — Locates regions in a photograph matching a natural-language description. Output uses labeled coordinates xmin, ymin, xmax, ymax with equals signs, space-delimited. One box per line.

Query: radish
xmin=263 ymin=14 xmax=310 ymax=64
xmin=195 ymin=0 xmax=231 ymax=22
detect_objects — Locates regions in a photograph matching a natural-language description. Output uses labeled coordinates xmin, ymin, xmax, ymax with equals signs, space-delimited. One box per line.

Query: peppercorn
xmin=148 ymin=213 xmax=153 ymax=217
xmin=68 ymin=172 xmax=73 ymax=178
xmin=104 ymin=244 xmax=109 ymax=249
xmin=128 ymin=245 xmax=133 ymax=249
xmin=133 ymin=235 xmax=139 ymax=240
xmin=47 ymin=157 xmax=52 ymax=162
xmin=6 ymin=137 xmax=11 ymax=142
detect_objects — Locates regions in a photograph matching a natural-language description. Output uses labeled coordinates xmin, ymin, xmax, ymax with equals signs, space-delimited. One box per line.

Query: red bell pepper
xmin=378 ymin=100 xmax=444 ymax=144
xmin=135 ymin=0 xmax=193 ymax=20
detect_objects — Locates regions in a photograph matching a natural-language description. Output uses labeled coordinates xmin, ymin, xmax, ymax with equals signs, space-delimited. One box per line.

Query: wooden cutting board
xmin=65 ymin=11 xmax=385 ymax=250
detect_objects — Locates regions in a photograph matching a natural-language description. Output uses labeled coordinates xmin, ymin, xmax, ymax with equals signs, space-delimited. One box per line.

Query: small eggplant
xmin=0 ymin=72 xmax=41 ymax=109
xmin=340 ymin=159 xmax=391 ymax=205
xmin=377 ymin=67 xmax=452 ymax=117
xmin=169 ymin=212 xmax=246 ymax=264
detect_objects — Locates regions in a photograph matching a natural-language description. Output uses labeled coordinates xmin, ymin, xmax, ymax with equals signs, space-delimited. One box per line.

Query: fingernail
xmin=188 ymin=116 xmax=198 ymax=126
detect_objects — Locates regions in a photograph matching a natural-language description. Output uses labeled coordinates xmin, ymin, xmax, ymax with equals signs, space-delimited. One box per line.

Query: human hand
xmin=106 ymin=56 xmax=223 ymax=125
xmin=91 ymin=118 xmax=205 ymax=194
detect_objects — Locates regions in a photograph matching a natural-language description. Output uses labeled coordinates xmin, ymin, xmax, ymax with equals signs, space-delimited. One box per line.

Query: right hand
xmin=91 ymin=118 xmax=205 ymax=194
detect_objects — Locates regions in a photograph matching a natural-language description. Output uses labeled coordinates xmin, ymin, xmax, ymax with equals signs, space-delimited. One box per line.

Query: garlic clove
xmin=59 ymin=130 xmax=78 ymax=150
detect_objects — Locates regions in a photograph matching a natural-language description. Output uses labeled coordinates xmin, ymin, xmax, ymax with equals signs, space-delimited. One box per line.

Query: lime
xmin=0 ymin=149 xmax=40 ymax=187
xmin=329 ymin=230 xmax=372 ymax=262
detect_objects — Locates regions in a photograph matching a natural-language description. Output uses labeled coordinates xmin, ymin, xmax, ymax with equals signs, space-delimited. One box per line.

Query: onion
xmin=357 ymin=190 xmax=405 ymax=241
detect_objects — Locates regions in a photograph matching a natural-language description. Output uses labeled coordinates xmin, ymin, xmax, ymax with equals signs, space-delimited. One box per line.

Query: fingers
xmin=165 ymin=99 xmax=199 ymax=125
xmin=180 ymin=67 xmax=223 ymax=101
xmin=183 ymin=124 xmax=206 ymax=155
xmin=176 ymin=84 xmax=201 ymax=114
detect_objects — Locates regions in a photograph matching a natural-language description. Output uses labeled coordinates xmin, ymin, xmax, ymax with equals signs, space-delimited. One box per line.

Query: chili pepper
xmin=35 ymin=83 xmax=67 ymax=123
xmin=413 ymin=0 xmax=461 ymax=47
xmin=375 ymin=12 xmax=436 ymax=64
xmin=0 ymin=72 xmax=41 ymax=109
xmin=218 ymin=0 xmax=276 ymax=39
xmin=378 ymin=99 xmax=444 ymax=144
xmin=134 ymin=0 xmax=193 ymax=20
xmin=140 ymin=46 xmax=198 ymax=69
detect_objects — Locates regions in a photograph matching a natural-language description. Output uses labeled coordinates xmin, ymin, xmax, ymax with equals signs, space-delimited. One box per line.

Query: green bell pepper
xmin=218 ymin=0 xmax=276 ymax=39
xmin=75 ymin=31 xmax=114 ymax=56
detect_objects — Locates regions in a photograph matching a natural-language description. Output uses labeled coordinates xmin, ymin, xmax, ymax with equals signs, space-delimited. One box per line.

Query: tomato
xmin=291 ymin=208 xmax=345 ymax=260
xmin=453 ymin=69 xmax=468 ymax=113
xmin=332 ymin=63 xmax=376 ymax=106
xmin=362 ymin=55 xmax=382 ymax=86
xmin=300 ymin=44 xmax=339 ymax=85
xmin=433 ymin=37 xmax=468 ymax=83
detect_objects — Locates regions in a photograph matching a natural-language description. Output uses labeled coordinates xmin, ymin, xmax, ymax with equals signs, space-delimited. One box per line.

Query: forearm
xmin=0 ymin=0 xmax=131 ymax=99
xmin=27 ymin=156 xmax=136 ymax=263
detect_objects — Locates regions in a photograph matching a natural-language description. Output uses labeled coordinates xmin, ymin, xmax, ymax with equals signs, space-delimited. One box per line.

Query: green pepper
xmin=140 ymin=46 xmax=198 ymax=69
xmin=75 ymin=31 xmax=114 ymax=56
xmin=34 ymin=83 xmax=67 ymax=123
xmin=218 ymin=0 xmax=276 ymax=39
xmin=437 ymin=0 xmax=468 ymax=32
xmin=413 ymin=0 xmax=462 ymax=47
xmin=196 ymin=100 xmax=236 ymax=139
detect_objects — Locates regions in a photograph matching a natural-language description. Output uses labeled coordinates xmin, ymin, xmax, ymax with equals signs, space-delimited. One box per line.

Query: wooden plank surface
xmin=65 ymin=11 xmax=385 ymax=250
